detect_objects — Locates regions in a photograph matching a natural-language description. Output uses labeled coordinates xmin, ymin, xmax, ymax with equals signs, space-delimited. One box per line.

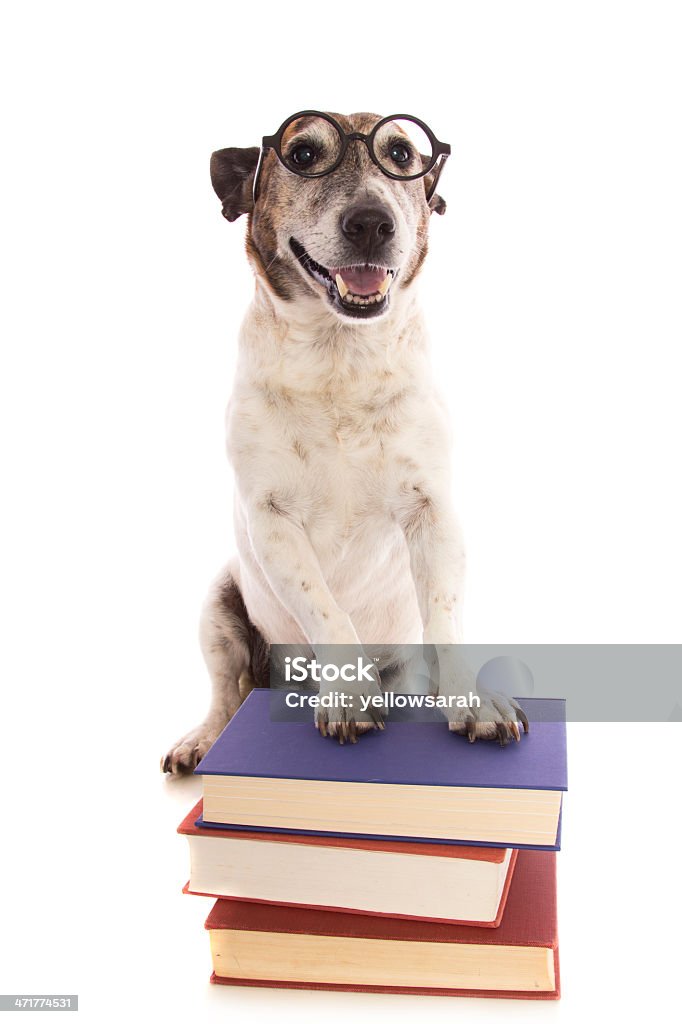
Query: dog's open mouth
xmin=290 ymin=238 xmax=396 ymax=319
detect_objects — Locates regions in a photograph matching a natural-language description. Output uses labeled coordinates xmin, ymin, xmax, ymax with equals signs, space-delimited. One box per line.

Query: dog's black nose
xmin=341 ymin=204 xmax=396 ymax=255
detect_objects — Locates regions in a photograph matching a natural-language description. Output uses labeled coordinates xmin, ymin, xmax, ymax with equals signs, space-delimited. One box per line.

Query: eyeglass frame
xmin=252 ymin=110 xmax=451 ymax=205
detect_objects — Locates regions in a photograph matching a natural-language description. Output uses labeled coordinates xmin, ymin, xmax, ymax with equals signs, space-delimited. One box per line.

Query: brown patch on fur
xmin=246 ymin=230 xmax=293 ymax=302
xmin=218 ymin=576 xmax=270 ymax=689
xmin=247 ymin=147 xmax=315 ymax=302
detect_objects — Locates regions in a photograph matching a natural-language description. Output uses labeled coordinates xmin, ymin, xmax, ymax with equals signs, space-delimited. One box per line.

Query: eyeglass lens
xmin=373 ymin=118 xmax=433 ymax=178
xmin=281 ymin=115 xmax=344 ymax=176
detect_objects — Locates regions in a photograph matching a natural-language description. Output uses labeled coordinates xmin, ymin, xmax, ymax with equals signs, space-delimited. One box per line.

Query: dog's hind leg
xmin=161 ymin=564 xmax=268 ymax=774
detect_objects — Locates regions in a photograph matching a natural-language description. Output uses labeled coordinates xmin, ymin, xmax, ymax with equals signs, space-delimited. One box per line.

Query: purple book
xmin=195 ymin=690 xmax=566 ymax=850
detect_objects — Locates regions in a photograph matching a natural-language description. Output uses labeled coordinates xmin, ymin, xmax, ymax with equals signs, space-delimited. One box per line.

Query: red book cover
xmin=179 ymin=800 xmax=517 ymax=926
xmin=205 ymin=849 xmax=560 ymax=1000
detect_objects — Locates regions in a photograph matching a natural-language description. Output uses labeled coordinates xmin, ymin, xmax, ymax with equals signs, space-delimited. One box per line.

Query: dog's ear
xmin=210 ymin=146 xmax=260 ymax=222
xmin=428 ymin=191 xmax=447 ymax=216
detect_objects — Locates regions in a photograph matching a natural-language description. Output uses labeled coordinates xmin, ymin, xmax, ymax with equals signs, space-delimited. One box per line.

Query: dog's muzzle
xmin=290 ymin=237 xmax=397 ymax=320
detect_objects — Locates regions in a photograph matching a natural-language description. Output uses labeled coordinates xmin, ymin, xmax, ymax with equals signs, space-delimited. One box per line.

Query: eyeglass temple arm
xmin=252 ymin=142 xmax=271 ymax=204
xmin=425 ymin=150 xmax=449 ymax=203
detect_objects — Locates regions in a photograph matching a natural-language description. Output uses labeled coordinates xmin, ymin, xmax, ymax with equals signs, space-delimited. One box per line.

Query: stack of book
xmin=177 ymin=689 xmax=566 ymax=999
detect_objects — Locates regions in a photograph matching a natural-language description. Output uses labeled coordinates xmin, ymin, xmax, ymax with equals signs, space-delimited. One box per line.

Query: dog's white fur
xmin=162 ymin=116 xmax=525 ymax=773
xmin=228 ymin=282 xmax=464 ymax=653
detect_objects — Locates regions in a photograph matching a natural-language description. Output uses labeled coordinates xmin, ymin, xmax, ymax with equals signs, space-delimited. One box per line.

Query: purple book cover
xmin=195 ymin=690 xmax=567 ymax=790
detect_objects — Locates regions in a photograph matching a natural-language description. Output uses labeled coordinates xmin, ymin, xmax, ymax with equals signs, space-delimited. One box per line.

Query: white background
xmin=1 ymin=1 xmax=680 ymax=1020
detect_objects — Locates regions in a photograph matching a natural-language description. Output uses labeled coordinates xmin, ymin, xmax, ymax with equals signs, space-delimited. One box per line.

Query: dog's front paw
xmin=447 ymin=691 xmax=529 ymax=745
xmin=161 ymin=721 xmax=222 ymax=775
xmin=314 ymin=685 xmax=385 ymax=745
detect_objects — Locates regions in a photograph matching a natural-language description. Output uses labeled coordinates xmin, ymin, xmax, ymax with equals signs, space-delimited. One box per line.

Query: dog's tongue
xmin=333 ymin=265 xmax=388 ymax=296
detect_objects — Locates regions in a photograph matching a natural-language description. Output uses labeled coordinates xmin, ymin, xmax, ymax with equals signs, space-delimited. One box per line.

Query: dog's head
xmin=210 ymin=112 xmax=447 ymax=323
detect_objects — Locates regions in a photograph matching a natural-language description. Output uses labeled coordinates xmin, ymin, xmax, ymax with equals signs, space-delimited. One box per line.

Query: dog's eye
xmin=290 ymin=143 xmax=317 ymax=168
xmin=389 ymin=142 xmax=412 ymax=166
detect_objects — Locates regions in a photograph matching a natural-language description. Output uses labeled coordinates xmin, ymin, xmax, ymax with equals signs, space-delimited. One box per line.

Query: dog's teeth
xmin=335 ymin=274 xmax=349 ymax=298
xmin=339 ymin=284 xmax=392 ymax=306
xmin=378 ymin=273 xmax=393 ymax=297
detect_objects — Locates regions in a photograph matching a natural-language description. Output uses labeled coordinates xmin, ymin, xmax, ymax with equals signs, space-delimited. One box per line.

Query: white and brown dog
xmin=162 ymin=111 xmax=527 ymax=774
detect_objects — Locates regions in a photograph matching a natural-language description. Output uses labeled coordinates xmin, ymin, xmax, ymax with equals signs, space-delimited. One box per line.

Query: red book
xmin=179 ymin=800 xmax=517 ymax=926
xmin=204 ymin=849 xmax=559 ymax=999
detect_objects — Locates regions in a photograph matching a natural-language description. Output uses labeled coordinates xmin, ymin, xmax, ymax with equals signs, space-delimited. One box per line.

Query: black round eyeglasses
xmin=252 ymin=110 xmax=450 ymax=204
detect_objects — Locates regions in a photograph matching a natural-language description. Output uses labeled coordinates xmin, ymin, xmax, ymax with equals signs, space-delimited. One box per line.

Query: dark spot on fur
xmin=400 ymin=483 xmax=435 ymax=540
xmin=264 ymin=491 xmax=291 ymax=517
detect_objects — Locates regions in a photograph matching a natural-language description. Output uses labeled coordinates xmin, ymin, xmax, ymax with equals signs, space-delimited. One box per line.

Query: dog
xmin=162 ymin=111 xmax=527 ymax=774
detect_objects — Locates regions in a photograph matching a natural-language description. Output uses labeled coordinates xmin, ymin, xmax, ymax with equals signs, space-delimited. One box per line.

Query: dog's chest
xmin=287 ymin=379 xmax=417 ymax=501
xmin=233 ymin=372 xmax=424 ymax=543
xmin=290 ymin=404 xmax=409 ymax=576
xmin=294 ymin=396 xmax=397 ymax=520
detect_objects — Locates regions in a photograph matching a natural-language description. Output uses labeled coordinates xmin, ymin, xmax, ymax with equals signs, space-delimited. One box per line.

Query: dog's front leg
xmin=247 ymin=502 xmax=384 ymax=741
xmin=397 ymin=487 xmax=527 ymax=744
